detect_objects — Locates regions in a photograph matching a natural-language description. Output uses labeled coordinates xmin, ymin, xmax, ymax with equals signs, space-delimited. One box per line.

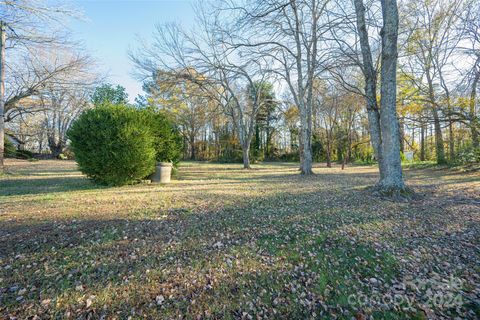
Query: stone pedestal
xmin=150 ymin=162 xmax=172 ymax=183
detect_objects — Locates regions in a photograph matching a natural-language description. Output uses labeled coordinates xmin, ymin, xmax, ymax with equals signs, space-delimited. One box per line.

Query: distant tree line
xmin=129 ymin=0 xmax=479 ymax=194
xmin=2 ymin=0 xmax=479 ymax=195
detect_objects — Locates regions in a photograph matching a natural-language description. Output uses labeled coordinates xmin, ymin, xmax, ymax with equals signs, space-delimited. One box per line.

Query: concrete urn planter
xmin=150 ymin=162 xmax=172 ymax=184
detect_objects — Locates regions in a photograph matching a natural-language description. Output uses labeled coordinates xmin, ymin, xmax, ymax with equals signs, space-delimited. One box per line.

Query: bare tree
xmin=0 ymin=0 xmax=81 ymax=170
xmin=318 ymin=89 xmax=339 ymax=168
xmin=225 ymin=0 xmax=333 ymax=174
xmin=400 ymin=0 xmax=464 ymax=164
xmin=352 ymin=0 xmax=386 ymax=179
xmin=461 ymin=2 xmax=480 ymax=148
xmin=353 ymin=0 xmax=408 ymax=194
xmin=377 ymin=0 xmax=406 ymax=191
xmin=1 ymin=21 xmax=5 ymax=170
xmin=5 ymin=46 xmax=97 ymax=157
xmin=4 ymin=47 xmax=93 ymax=122
xmin=468 ymin=58 xmax=480 ymax=148
xmin=131 ymin=6 xmax=273 ymax=169
xmin=39 ymin=84 xmax=95 ymax=157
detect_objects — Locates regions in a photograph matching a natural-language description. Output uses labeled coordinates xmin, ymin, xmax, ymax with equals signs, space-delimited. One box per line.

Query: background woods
xmin=2 ymin=0 xmax=480 ymax=177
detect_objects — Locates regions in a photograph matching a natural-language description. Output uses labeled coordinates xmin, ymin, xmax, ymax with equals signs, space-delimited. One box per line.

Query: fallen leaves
xmin=0 ymin=160 xmax=479 ymax=319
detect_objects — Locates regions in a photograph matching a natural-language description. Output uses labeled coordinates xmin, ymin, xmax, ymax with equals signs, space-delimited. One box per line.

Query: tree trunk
xmin=242 ymin=144 xmax=251 ymax=169
xmin=377 ymin=0 xmax=407 ymax=193
xmin=190 ymin=135 xmax=195 ymax=160
xmin=254 ymin=124 xmax=260 ymax=153
xmin=411 ymin=125 xmax=415 ymax=152
xmin=326 ymin=136 xmax=332 ymax=168
xmin=448 ymin=117 xmax=454 ymax=160
xmin=299 ymin=117 xmax=313 ymax=174
xmin=347 ymin=132 xmax=352 ymax=161
xmin=399 ymin=117 xmax=405 ymax=153
xmin=470 ymin=63 xmax=479 ymax=148
xmin=49 ymin=144 xmax=63 ymax=158
xmin=367 ymin=109 xmax=385 ymax=175
xmin=432 ymin=108 xmax=446 ymax=164
xmin=265 ymin=126 xmax=272 ymax=159
xmin=48 ymin=134 xmax=64 ymax=157
xmin=0 ymin=22 xmax=5 ymax=172
xmin=426 ymin=70 xmax=446 ymax=164
xmin=341 ymin=150 xmax=349 ymax=170
xmin=354 ymin=0 xmax=385 ymax=181
xmin=298 ymin=102 xmax=313 ymax=174
xmin=420 ymin=122 xmax=426 ymax=161
xmin=337 ymin=144 xmax=343 ymax=162
xmin=298 ymin=126 xmax=304 ymax=170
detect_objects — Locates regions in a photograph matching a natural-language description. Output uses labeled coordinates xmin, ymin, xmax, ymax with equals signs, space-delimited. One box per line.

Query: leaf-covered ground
xmin=0 ymin=160 xmax=479 ymax=319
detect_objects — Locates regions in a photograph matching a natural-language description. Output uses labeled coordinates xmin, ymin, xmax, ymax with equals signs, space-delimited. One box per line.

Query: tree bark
xmin=399 ymin=117 xmax=405 ymax=153
xmin=326 ymin=132 xmax=332 ymax=168
xmin=48 ymin=143 xmax=64 ymax=158
xmin=298 ymin=122 xmax=304 ymax=170
xmin=190 ymin=135 xmax=195 ymax=160
xmin=0 ymin=22 xmax=5 ymax=172
xmin=431 ymin=108 xmax=446 ymax=164
xmin=448 ymin=117 xmax=454 ymax=160
xmin=288 ymin=0 xmax=315 ymax=176
xmin=425 ymin=70 xmax=446 ymax=164
xmin=377 ymin=0 xmax=407 ymax=192
xmin=354 ymin=0 xmax=385 ymax=180
xmin=242 ymin=144 xmax=251 ymax=169
xmin=470 ymin=61 xmax=479 ymax=148
xmin=265 ymin=126 xmax=272 ymax=159
xmin=299 ymin=102 xmax=313 ymax=174
xmin=420 ymin=121 xmax=426 ymax=161
xmin=411 ymin=125 xmax=415 ymax=153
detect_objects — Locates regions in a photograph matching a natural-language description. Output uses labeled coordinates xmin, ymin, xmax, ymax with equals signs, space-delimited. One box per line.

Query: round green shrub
xmin=67 ymin=104 xmax=156 ymax=186
xmin=142 ymin=108 xmax=183 ymax=165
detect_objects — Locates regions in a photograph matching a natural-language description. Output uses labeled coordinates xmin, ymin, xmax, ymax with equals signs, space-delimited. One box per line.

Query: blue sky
xmin=71 ymin=0 xmax=195 ymax=101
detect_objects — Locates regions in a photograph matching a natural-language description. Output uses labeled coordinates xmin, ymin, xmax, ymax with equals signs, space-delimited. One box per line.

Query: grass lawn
xmin=1 ymin=160 xmax=479 ymax=319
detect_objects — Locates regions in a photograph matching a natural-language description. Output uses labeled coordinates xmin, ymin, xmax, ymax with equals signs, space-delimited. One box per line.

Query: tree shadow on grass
xmin=2 ymin=190 xmax=476 ymax=318
xmin=0 ymin=194 xmax=400 ymax=318
xmin=0 ymin=176 xmax=104 ymax=197
xmin=1 ymin=184 xmax=479 ymax=318
xmin=1 ymin=163 xmax=478 ymax=318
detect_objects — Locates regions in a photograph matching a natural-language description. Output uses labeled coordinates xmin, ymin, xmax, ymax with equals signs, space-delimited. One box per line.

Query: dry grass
xmin=1 ymin=159 xmax=479 ymax=319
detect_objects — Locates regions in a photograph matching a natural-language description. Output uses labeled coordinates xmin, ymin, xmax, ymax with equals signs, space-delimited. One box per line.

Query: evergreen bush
xmin=67 ymin=104 xmax=156 ymax=186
